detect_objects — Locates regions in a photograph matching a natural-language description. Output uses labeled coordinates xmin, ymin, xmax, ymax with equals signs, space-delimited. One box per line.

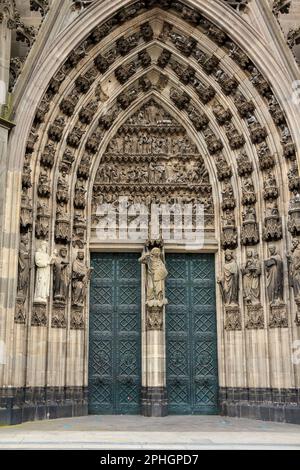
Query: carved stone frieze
xmin=93 ymin=100 xmax=214 ymax=236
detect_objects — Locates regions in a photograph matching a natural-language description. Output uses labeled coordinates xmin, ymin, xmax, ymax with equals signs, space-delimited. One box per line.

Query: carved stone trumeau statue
xmin=34 ymin=241 xmax=53 ymax=304
xmin=241 ymin=250 xmax=261 ymax=305
xmin=218 ymin=250 xmax=239 ymax=306
xmin=139 ymin=246 xmax=168 ymax=308
xmin=139 ymin=243 xmax=168 ymax=331
xmin=264 ymin=245 xmax=284 ymax=305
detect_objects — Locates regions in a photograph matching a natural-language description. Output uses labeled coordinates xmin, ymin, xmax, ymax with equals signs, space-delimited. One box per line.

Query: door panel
xmin=89 ymin=252 xmax=141 ymax=415
xmin=166 ymin=253 xmax=218 ymax=415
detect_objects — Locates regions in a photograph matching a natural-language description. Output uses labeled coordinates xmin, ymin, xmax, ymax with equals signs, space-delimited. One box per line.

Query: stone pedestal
xmin=142 ymin=307 xmax=168 ymax=417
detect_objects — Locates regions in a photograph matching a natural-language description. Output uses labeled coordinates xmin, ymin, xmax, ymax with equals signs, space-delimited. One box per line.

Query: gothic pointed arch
xmin=1 ymin=0 xmax=300 ymax=425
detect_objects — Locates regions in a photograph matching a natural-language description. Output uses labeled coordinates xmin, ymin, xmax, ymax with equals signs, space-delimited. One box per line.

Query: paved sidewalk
xmin=0 ymin=415 xmax=299 ymax=449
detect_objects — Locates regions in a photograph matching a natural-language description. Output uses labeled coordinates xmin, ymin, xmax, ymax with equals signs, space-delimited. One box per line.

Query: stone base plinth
xmin=0 ymin=386 xmax=88 ymax=426
xmin=141 ymin=386 xmax=168 ymax=417
xmin=220 ymin=387 xmax=300 ymax=425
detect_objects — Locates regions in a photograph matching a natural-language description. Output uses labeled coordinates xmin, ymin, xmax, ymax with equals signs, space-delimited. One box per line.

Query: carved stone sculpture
xmin=242 ymin=250 xmax=261 ymax=305
xmin=241 ymin=207 xmax=259 ymax=246
xmin=72 ymin=251 xmax=92 ymax=307
xmin=218 ymin=250 xmax=239 ymax=306
xmin=34 ymin=241 xmax=53 ymax=304
xmin=17 ymin=235 xmax=30 ymax=299
xmin=264 ymin=245 xmax=284 ymax=305
xmin=53 ymin=248 xmax=70 ymax=303
xmin=139 ymin=244 xmax=168 ymax=331
xmin=288 ymin=239 xmax=300 ymax=325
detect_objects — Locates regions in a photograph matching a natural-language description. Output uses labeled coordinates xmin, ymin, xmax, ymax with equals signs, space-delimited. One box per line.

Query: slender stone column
xmin=139 ymin=242 xmax=168 ymax=417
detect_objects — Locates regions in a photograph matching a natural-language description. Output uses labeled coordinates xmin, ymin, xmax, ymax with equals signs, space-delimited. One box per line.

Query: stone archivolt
xmin=15 ymin=1 xmax=298 ymax=334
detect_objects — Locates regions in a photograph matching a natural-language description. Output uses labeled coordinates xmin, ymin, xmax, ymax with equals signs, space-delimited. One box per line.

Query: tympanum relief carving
xmin=92 ymin=100 xmax=214 ymax=241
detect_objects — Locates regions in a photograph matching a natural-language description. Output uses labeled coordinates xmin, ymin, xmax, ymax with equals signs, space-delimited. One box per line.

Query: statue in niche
xmin=34 ymin=241 xmax=53 ymax=304
xmin=264 ymin=245 xmax=284 ymax=305
xmin=72 ymin=251 xmax=92 ymax=307
xmin=288 ymin=239 xmax=300 ymax=301
xmin=17 ymin=235 xmax=30 ymax=298
xmin=53 ymin=247 xmax=70 ymax=303
xmin=242 ymin=250 xmax=261 ymax=304
xmin=139 ymin=246 xmax=168 ymax=308
xmin=218 ymin=250 xmax=239 ymax=305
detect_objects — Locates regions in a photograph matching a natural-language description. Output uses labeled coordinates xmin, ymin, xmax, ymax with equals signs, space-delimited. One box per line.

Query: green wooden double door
xmin=89 ymin=252 xmax=218 ymax=415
